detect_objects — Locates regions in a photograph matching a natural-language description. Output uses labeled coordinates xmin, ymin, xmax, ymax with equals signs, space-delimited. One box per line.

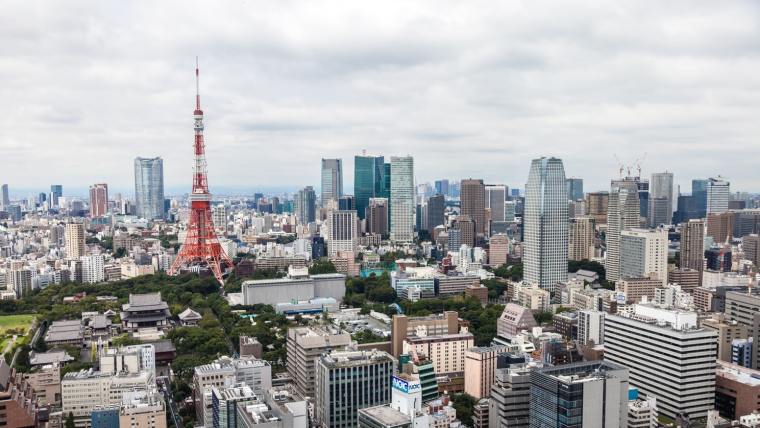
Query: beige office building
xmin=616 ymin=277 xmax=662 ymax=304
xmin=286 ymin=326 xmax=352 ymax=398
xmin=65 ymin=222 xmax=86 ymax=259
xmin=568 ymin=216 xmax=595 ymax=261
xmin=489 ymin=234 xmax=509 ymax=267
xmin=464 ymin=345 xmax=511 ymax=399
xmin=586 ymin=191 xmax=609 ymax=225
xmin=403 ymin=331 xmax=474 ymax=375
xmin=680 ymin=219 xmax=705 ymax=273
xmin=391 ymin=311 xmax=459 ymax=357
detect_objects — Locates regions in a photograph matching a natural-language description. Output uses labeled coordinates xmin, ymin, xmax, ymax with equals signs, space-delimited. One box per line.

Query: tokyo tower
xmin=169 ymin=59 xmax=233 ymax=284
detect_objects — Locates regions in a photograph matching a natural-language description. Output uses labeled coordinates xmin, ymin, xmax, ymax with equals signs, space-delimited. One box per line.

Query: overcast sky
xmin=2 ymin=1 xmax=760 ymax=197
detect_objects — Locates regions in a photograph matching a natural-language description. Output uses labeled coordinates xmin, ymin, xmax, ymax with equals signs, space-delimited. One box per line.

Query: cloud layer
xmin=2 ymin=0 xmax=760 ymax=196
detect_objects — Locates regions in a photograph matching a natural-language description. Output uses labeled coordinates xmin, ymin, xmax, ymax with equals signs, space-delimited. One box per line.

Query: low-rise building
xmin=242 ymin=268 xmax=346 ymax=306
xmin=715 ymin=361 xmax=760 ymax=420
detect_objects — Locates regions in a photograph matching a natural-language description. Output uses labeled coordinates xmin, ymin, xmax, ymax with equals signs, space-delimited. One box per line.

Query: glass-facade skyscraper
xmin=524 ymin=157 xmax=568 ymax=293
xmin=390 ymin=156 xmax=414 ymax=242
xmin=134 ymin=157 xmax=165 ymax=220
xmin=354 ymin=154 xmax=385 ymax=220
xmin=320 ymin=158 xmax=343 ymax=207
xmin=565 ymin=178 xmax=584 ymax=201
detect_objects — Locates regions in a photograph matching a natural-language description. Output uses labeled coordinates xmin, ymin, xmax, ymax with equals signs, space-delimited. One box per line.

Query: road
xmin=158 ymin=377 xmax=183 ymax=428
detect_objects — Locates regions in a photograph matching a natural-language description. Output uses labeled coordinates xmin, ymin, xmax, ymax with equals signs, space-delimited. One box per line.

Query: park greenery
xmin=7 ymin=263 xmax=516 ymax=426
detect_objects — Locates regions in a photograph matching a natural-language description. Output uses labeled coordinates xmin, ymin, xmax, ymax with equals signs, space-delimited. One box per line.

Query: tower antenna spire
xmin=195 ymin=56 xmax=201 ymax=110
xmin=169 ymin=58 xmax=232 ymax=285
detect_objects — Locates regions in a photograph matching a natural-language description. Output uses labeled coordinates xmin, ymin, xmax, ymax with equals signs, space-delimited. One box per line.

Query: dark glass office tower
xmin=354 ymin=154 xmax=385 ymax=220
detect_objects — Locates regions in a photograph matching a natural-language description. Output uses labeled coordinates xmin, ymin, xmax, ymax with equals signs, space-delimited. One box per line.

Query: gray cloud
xmin=2 ymin=0 xmax=760 ymax=197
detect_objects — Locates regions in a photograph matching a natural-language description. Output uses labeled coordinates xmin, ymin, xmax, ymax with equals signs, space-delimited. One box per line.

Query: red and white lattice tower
xmin=169 ymin=59 xmax=233 ymax=284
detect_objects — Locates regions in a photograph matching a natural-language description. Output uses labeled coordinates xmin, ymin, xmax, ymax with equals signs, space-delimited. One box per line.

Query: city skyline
xmin=3 ymin=2 xmax=760 ymax=193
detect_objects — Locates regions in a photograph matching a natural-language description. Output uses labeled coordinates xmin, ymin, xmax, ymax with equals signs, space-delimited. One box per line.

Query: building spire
xmin=195 ymin=56 xmax=201 ymax=112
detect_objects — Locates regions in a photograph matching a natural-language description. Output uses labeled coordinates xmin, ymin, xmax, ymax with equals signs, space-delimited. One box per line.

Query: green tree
xmin=493 ymin=263 xmax=523 ymax=281
xmin=65 ymin=412 xmax=76 ymax=428
xmin=309 ymin=260 xmax=338 ymax=275
xmin=451 ymin=393 xmax=477 ymax=427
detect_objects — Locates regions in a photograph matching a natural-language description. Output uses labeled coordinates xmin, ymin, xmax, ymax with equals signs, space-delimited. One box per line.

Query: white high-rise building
xmin=321 ymin=158 xmax=343 ymax=207
xmin=650 ymin=172 xmax=674 ymax=214
xmin=485 ymin=185 xmax=508 ymax=223
xmin=523 ymin=157 xmax=568 ymax=293
xmin=390 ymin=156 xmax=414 ymax=242
xmin=81 ymin=254 xmax=105 ymax=284
xmin=327 ymin=210 xmax=358 ymax=256
xmin=577 ymin=310 xmax=605 ymax=345
xmin=134 ymin=157 xmax=165 ymax=220
xmin=212 ymin=204 xmax=227 ymax=233
xmin=604 ymin=304 xmax=718 ymax=419
xmin=620 ymin=228 xmax=669 ymax=286
xmin=605 ymin=178 xmax=640 ymax=282
xmin=706 ymin=176 xmax=730 ymax=214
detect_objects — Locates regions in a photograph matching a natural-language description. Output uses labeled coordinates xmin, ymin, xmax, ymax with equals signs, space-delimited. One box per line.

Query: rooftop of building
xmin=194 ymin=356 xmax=270 ymax=375
xmin=537 ymin=360 xmax=628 ymax=384
xmin=122 ymin=293 xmax=168 ymax=311
xmin=716 ymin=361 xmax=760 ymax=387
xmin=29 ymin=349 xmax=74 ymax=366
xmin=405 ymin=331 xmax=474 ymax=343
xmin=319 ymin=349 xmax=393 ymax=368
xmin=359 ymin=405 xmax=411 ymax=425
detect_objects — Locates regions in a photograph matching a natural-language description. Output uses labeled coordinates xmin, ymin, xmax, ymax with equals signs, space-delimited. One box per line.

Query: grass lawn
xmin=0 ymin=314 xmax=36 ymax=334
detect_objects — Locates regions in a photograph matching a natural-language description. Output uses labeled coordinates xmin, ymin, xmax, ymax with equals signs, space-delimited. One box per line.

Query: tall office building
xmin=605 ymin=178 xmax=640 ymax=282
xmin=529 ymin=361 xmax=629 ymax=428
xmin=650 ymin=172 xmax=674 ymax=215
xmin=295 ymin=186 xmax=316 ymax=225
xmin=327 ymin=210 xmax=358 ymax=257
xmin=692 ymin=179 xmax=709 ymax=218
xmin=427 ymin=194 xmax=445 ymax=236
xmin=568 ymin=216 xmax=595 ymax=261
xmin=366 ymin=198 xmax=389 ymax=236
xmin=707 ymin=176 xmax=730 ymax=215
xmin=647 ymin=197 xmax=670 ymax=227
xmin=486 ymin=185 xmax=507 ymax=223
xmin=523 ymin=157 xmax=568 ymax=293
xmin=65 ymin=222 xmax=86 ymax=259
xmin=723 ymin=291 xmax=760 ymax=370
xmin=620 ymin=228 xmax=669 ymax=286
xmin=89 ymin=183 xmax=108 ymax=217
xmin=637 ymin=178 xmax=650 ymax=219
xmin=461 ymin=179 xmax=486 ymax=239
xmin=586 ymin=191 xmax=609 ymax=225
xmin=489 ymin=363 xmax=541 ymax=428
xmin=50 ymin=184 xmax=63 ymax=199
xmin=134 ymin=157 xmax=165 ymax=220
xmin=390 ymin=156 xmax=414 ymax=242
xmin=286 ymin=326 xmax=352 ymax=399
xmin=315 ymin=350 xmax=395 ymax=428
xmin=435 ymin=179 xmax=449 ymax=196
xmin=0 ymin=184 xmax=8 ymax=209
xmin=565 ymin=178 xmax=584 ymax=201
xmin=49 ymin=184 xmax=63 ymax=208
xmin=354 ymin=154 xmax=385 ymax=220
xmin=605 ymin=305 xmax=718 ymax=419
xmin=680 ymin=219 xmax=705 ymax=272
xmin=320 ymin=159 xmax=343 ymax=207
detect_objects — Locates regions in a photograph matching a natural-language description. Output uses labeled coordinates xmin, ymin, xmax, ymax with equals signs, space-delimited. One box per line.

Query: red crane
xmin=169 ymin=58 xmax=233 ymax=284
